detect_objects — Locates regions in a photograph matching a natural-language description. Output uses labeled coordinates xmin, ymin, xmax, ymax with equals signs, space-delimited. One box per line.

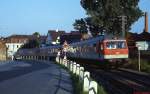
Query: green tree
xmin=73 ymin=18 xmax=88 ymax=34
xmin=78 ymin=0 xmax=143 ymax=36
xmin=73 ymin=17 xmax=102 ymax=37
xmin=33 ymin=32 xmax=40 ymax=38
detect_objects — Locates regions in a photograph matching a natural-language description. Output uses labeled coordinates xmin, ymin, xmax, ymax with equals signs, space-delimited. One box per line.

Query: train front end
xmin=103 ymin=39 xmax=128 ymax=63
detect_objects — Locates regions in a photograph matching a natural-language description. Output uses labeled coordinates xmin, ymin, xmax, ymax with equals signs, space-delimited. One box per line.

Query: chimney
xmin=145 ymin=12 xmax=148 ymax=32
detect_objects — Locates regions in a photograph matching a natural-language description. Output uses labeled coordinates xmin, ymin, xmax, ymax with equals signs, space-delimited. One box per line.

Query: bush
xmin=127 ymin=58 xmax=150 ymax=73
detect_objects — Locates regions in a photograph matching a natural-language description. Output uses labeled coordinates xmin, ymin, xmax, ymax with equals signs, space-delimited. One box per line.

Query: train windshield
xmin=106 ymin=41 xmax=126 ymax=49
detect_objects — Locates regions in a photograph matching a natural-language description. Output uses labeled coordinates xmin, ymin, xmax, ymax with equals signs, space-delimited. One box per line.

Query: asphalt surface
xmin=0 ymin=60 xmax=73 ymax=94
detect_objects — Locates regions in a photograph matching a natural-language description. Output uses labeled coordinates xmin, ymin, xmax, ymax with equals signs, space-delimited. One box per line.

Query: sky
xmin=0 ymin=0 xmax=150 ymax=37
xmin=131 ymin=0 xmax=150 ymax=33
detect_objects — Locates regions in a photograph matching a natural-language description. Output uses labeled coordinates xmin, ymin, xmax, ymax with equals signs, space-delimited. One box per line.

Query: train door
xmin=96 ymin=41 xmax=103 ymax=58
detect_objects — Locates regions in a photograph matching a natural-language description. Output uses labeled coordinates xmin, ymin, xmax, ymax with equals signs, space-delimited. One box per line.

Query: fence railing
xmin=56 ymin=55 xmax=98 ymax=94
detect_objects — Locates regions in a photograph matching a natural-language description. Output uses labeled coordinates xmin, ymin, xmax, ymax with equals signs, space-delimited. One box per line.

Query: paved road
xmin=0 ymin=60 xmax=73 ymax=94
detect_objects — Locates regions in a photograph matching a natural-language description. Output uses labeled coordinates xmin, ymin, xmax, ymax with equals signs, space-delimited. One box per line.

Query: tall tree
xmin=78 ymin=0 xmax=143 ymax=36
xmin=73 ymin=17 xmax=102 ymax=37
xmin=73 ymin=18 xmax=88 ymax=34
xmin=33 ymin=32 xmax=40 ymax=38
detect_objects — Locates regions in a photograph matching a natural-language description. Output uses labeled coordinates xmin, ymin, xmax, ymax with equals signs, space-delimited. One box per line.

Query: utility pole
xmin=136 ymin=44 xmax=141 ymax=72
xmin=138 ymin=48 xmax=141 ymax=72
xmin=118 ymin=15 xmax=127 ymax=38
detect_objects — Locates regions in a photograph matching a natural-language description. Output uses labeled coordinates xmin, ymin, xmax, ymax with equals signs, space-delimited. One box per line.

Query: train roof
xmin=69 ymin=35 xmax=126 ymax=46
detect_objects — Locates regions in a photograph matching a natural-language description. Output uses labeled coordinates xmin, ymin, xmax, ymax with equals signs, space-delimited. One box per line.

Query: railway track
xmin=110 ymin=69 xmax=150 ymax=90
xmin=73 ymin=60 xmax=150 ymax=94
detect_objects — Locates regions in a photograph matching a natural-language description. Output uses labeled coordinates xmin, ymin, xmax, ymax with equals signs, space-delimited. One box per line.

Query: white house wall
xmin=6 ymin=43 xmax=24 ymax=58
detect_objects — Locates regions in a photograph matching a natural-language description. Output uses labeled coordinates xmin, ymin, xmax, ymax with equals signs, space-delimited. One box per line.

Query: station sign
xmin=136 ymin=41 xmax=149 ymax=50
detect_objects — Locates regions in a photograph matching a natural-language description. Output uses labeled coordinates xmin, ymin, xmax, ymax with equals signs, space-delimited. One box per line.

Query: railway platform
xmin=0 ymin=60 xmax=73 ymax=94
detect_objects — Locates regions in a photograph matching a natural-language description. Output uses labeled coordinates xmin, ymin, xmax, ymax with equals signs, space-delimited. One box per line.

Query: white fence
xmin=55 ymin=55 xmax=98 ymax=94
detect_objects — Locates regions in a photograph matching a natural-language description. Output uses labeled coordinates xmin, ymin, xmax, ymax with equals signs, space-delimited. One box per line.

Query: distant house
xmin=135 ymin=32 xmax=150 ymax=50
xmin=0 ymin=40 xmax=6 ymax=61
xmin=39 ymin=35 xmax=47 ymax=47
xmin=59 ymin=31 xmax=82 ymax=44
xmin=5 ymin=35 xmax=37 ymax=60
xmin=46 ymin=30 xmax=65 ymax=45
xmin=127 ymin=31 xmax=150 ymax=50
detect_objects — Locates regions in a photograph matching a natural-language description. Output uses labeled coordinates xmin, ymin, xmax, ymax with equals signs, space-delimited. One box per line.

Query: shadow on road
xmin=0 ymin=60 xmax=51 ymax=82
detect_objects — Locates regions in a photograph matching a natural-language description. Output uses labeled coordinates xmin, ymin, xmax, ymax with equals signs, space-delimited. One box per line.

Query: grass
xmin=97 ymin=84 xmax=107 ymax=94
xmin=125 ymin=58 xmax=150 ymax=73
xmin=71 ymin=74 xmax=84 ymax=94
xmin=71 ymin=73 xmax=107 ymax=94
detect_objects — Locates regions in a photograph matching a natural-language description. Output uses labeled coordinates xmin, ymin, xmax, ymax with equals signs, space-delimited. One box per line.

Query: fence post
xmin=76 ymin=64 xmax=80 ymax=76
xmin=55 ymin=56 xmax=57 ymax=62
xmin=89 ymin=81 xmax=98 ymax=94
xmin=67 ymin=60 xmax=70 ymax=69
xmin=56 ymin=56 xmax=59 ymax=63
xmin=79 ymin=67 xmax=84 ymax=81
xmin=70 ymin=61 xmax=73 ymax=72
xmin=57 ymin=57 xmax=60 ymax=63
xmin=83 ymin=71 xmax=90 ymax=92
xmin=31 ymin=56 xmax=33 ymax=60
xmin=60 ymin=58 xmax=63 ymax=64
xmin=73 ymin=62 xmax=77 ymax=74
xmin=65 ymin=59 xmax=68 ymax=67
xmin=63 ymin=56 xmax=67 ymax=66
